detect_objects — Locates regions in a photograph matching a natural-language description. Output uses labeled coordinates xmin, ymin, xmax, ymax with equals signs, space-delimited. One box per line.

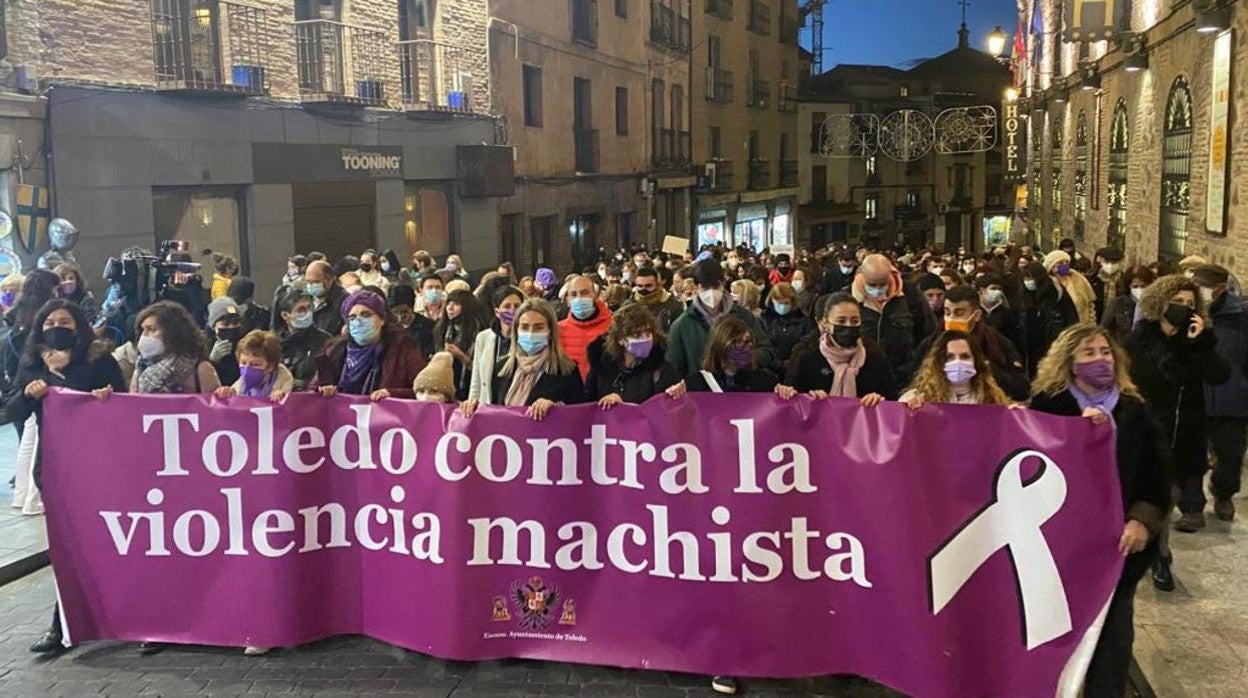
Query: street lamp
xmin=1004 ymin=86 xmax=1020 ymax=102
xmin=987 ymin=26 xmax=1008 ymax=58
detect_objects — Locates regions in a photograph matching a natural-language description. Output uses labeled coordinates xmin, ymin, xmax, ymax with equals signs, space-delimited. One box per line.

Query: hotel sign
xmin=1003 ymin=102 xmax=1028 ymax=183
xmin=1207 ymin=30 xmax=1232 ymax=234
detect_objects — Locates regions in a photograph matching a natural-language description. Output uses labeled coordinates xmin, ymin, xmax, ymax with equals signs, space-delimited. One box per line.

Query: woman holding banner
xmin=1030 ymin=323 xmax=1169 ymax=697
xmin=8 ymin=299 xmax=126 ymax=654
xmin=311 ymin=289 xmax=427 ymax=401
xmin=686 ymin=314 xmax=795 ymax=399
xmin=131 ymin=301 xmax=221 ymax=395
xmin=785 ymin=292 xmax=895 ymax=405
xmin=899 ymin=330 xmax=1011 ymax=409
xmin=585 ymin=303 xmax=683 ymax=407
xmin=462 ymin=298 xmax=585 ymax=420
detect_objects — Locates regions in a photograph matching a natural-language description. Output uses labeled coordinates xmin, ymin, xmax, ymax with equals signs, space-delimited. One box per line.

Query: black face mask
xmin=43 ymin=326 xmax=77 ymax=351
xmin=359 ymin=263 xmax=374 ymax=273
xmin=217 ymin=326 xmax=243 ymax=343
xmin=1163 ymin=303 xmax=1194 ymax=333
xmin=830 ymin=325 xmax=861 ymax=348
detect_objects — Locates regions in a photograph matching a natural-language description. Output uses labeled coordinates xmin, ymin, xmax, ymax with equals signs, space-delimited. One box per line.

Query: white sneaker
xmin=243 ymin=646 xmax=270 ymax=656
xmin=711 ymin=676 xmax=739 ymax=694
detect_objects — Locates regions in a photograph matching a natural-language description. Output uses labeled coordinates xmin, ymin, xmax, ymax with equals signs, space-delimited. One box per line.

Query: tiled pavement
xmin=0 ymin=426 xmax=48 ymax=585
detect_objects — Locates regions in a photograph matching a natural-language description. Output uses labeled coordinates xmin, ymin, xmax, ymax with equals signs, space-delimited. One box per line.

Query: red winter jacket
xmin=558 ymin=299 xmax=614 ymax=381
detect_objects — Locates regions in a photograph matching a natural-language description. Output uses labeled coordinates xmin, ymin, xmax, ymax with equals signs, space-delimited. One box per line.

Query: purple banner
xmin=43 ymin=391 xmax=1124 ymax=697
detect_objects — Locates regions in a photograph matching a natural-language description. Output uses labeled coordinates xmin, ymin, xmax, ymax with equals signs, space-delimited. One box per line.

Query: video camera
xmin=98 ymin=240 xmax=206 ymax=341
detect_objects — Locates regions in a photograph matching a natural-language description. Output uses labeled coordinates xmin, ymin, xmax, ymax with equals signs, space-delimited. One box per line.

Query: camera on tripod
xmin=97 ymin=240 xmax=206 ymax=339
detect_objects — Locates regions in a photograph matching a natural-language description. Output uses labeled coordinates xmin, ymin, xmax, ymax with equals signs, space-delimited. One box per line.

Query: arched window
xmin=1107 ymin=100 xmax=1129 ymax=253
xmin=1050 ymin=113 xmax=1064 ymax=244
xmin=1074 ymin=112 xmax=1088 ymax=238
xmin=1159 ymin=77 xmax=1193 ymax=262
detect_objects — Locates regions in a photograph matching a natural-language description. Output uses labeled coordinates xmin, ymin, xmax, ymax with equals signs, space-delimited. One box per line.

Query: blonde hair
xmin=766 ymin=281 xmax=796 ymax=305
xmin=1 ymin=273 xmax=24 ymax=292
xmin=501 ymin=298 xmax=575 ymax=377
xmin=1032 ymin=323 xmax=1142 ymax=400
xmin=730 ymin=279 xmax=760 ymax=312
xmin=1055 ymin=270 xmax=1097 ymax=323
xmin=905 ymin=331 xmax=1010 ymax=406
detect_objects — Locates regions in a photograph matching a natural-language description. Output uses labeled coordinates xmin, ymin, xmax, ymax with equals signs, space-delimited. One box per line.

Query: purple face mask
xmin=498 ymin=309 xmax=517 ymax=327
xmin=626 ymin=336 xmax=654 ymax=359
xmin=1055 ymin=263 xmax=1071 ymax=277
xmin=726 ymin=344 xmax=755 ymax=368
xmin=1073 ymin=358 xmax=1116 ymax=391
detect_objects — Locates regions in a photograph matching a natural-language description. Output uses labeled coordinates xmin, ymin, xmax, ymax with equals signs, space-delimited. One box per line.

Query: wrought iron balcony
xmin=295 ymin=19 xmax=388 ymax=105
xmin=650 ymin=2 xmax=691 ymax=53
xmin=572 ymin=0 xmax=598 ymax=46
xmin=778 ymin=83 xmax=797 ymax=112
xmin=747 ymin=76 xmax=771 ymax=108
xmin=399 ymin=40 xmax=478 ymax=112
xmin=705 ymin=66 xmax=734 ymax=102
xmin=748 ymin=0 xmax=771 ymax=35
xmin=708 ymin=159 xmax=734 ymax=191
xmin=677 ymin=130 xmax=691 ymax=163
xmin=780 ymin=159 xmax=798 ymax=187
xmin=575 ymin=128 xmax=599 ymax=173
xmin=151 ymin=0 xmax=269 ymax=95
xmin=749 ymin=159 xmax=771 ymax=190
xmin=705 ymin=0 xmax=733 ymax=21
xmin=654 ymin=129 xmax=692 ymax=166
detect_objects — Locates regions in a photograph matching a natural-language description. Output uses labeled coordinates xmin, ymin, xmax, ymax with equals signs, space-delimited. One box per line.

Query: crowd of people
xmin=4 ymin=236 xmax=1245 ymax=697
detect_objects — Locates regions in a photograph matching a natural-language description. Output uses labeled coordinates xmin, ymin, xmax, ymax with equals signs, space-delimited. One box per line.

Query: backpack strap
xmin=700 ymin=370 xmax=724 ymax=393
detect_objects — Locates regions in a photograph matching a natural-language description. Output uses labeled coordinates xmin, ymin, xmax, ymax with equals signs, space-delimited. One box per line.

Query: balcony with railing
xmin=654 ymin=128 xmax=692 ymax=166
xmin=399 ymin=40 xmax=478 ymax=112
xmin=749 ymin=159 xmax=771 ymax=190
xmin=705 ymin=0 xmax=733 ymax=21
xmin=778 ymin=82 xmax=797 ymax=112
xmin=151 ymin=0 xmax=269 ymax=95
xmin=748 ymin=0 xmax=771 ymax=35
xmin=780 ymin=159 xmax=798 ymax=187
xmin=295 ymin=19 xmax=388 ymax=105
xmin=572 ymin=0 xmax=598 ymax=46
xmin=708 ymin=159 xmax=734 ymax=191
xmin=747 ymin=76 xmax=771 ymax=108
xmin=779 ymin=13 xmax=799 ymax=44
xmin=575 ymin=128 xmax=599 ymax=173
xmin=650 ymin=2 xmax=691 ymax=53
xmin=705 ymin=66 xmax=734 ymax=102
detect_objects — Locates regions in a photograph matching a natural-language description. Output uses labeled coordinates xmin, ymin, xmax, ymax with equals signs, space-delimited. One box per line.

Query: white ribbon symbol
xmin=928 ymin=449 xmax=1072 ymax=650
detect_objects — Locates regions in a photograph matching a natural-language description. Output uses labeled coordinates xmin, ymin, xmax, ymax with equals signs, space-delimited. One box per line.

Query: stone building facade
xmin=0 ymin=0 xmax=510 ymax=283
xmin=1023 ymin=0 xmax=1248 ymax=276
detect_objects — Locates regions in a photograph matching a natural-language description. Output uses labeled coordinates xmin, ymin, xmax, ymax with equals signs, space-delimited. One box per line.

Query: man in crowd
xmin=418 ymin=273 xmax=446 ymax=322
xmin=667 ymin=259 xmax=775 ymax=377
xmin=1194 ymin=264 xmax=1248 ymax=523
xmin=975 ymin=272 xmax=1020 ymax=351
xmin=622 ymin=265 xmax=684 ymax=332
xmin=558 ymin=275 xmax=614 ymax=381
xmin=226 ymin=276 xmax=271 ymax=337
xmin=821 ymin=248 xmax=858 ymax=294
xmin=907 ymin=285 xmax=1029 ymax=401
xmin=303 ymin=260 xmax=346 ymax=336
xmin=852 ymin=254 xmax=933 ymax=385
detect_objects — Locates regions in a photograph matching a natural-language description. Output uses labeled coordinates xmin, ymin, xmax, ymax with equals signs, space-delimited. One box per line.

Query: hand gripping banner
xmin=42 ymin=391 xmax=1125 ymax=698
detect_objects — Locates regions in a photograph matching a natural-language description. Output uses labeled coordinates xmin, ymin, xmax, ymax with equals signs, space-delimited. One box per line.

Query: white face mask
xmin=1130 ymin=287 xmax=1144 ymax=302
xmin=1200 ymin=287 xmax=1216 ymax=305
xmin=792 ymin=280 xmax=805 ymax=294
xmin=1101 ymin=262 xmax=1119 ymax=275
xmin=697 ymin=288 xmax=724 ymax=308
xmin=137 ymin=334 xmax=164 ymax=360
xmin=415 ymin=391 xmax=444 ymax=403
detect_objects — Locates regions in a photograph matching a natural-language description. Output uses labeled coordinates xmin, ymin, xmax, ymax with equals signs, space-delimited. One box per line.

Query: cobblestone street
xmin=0 ymin=570 xmax=899 ymax=697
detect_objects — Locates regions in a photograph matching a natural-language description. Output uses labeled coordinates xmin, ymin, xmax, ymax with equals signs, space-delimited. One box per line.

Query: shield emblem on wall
xmin=14 ymin=184 xmax=50 ymax=254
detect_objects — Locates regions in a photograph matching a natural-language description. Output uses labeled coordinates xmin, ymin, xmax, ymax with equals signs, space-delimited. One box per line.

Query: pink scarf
xmin=504 ymin=350 xmax=548 ymax=407
xmin=818 ymin=336 xmax=867 ymax=398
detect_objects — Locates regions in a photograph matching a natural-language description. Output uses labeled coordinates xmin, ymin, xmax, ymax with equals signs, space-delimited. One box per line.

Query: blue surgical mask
xmin=348 ymin=317 xmax=379 ymax=344
xmin=773 ymin=302 xmax=791 ymax=316
xmin=1024 ymin=279 xmax=1038 ymax=292
xmin=569 ymin=297 xmax=595 ymax=320
xmin=865 ymin=284 xmax=888 ymax=300
xmin=289 ymin=311 xmax=314 ymax=330
xmin=516 ymin=330 xmax=549 ymax=355
xmin=305 ymin=281 xmax=325 ymax=298
xmin=424 ymin=289 xmax=443 ymax=306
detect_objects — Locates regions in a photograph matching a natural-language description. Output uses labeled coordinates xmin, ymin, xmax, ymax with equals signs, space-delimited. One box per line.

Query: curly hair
xmin=603 ymin=302 xmax=665 ymax=362
xmin=135 ymin=301 xmax=207 ymax=361
xmin=235 ymin=330 xmax=281 ymax=367
xmin=905 ymin=330 xmax=1010 ymax=405
xmin=1032 ymin=323 xmax=1142 ymax=400
xmin=1137 ymin=273 xmax=1204 ymax=322
xmin=20 ymin=299 xmax=99 ymax=369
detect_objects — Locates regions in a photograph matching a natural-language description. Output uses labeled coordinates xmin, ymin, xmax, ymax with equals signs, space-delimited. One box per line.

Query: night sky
xmin=811 ymin=0 xmax=1021 ymax=69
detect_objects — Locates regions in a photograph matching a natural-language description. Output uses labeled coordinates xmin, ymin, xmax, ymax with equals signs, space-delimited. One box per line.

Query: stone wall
xmin=1031 ymin=0 xmax=1248 ymax=278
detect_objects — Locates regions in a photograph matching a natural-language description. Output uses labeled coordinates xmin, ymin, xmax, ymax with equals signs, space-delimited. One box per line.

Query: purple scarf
xmin=1068 ymin=384 xmax=1121 ymax=423
xmin=339 ymin=341 xmax=382 ymax=395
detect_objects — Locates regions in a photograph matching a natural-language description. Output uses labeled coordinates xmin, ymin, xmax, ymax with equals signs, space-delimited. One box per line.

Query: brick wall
xmin=1032 ymin=1 xmax=1248 ymax=278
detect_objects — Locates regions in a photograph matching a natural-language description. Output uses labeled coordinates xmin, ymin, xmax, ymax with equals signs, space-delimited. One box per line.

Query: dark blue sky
xmin=810 ymin=0 xmax=1020 ymax=69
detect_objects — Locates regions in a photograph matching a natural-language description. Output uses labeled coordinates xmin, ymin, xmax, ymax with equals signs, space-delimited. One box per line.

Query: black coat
xmin=786 ymin=340 xmax=898 ymax=399
xmin=584 ymin=336 xmax=681 ymax=403
xmin=279 ymin=325 xmax=332 ymax=390
xmin=240 ymin=302 xmax=273 ymax=337
xmin=1127 ymin=321 xmax=1231 ymax=480
xmin=686 ymin=367 xmax=779 ymax=393
xmin=406 ymin=314 xmax=437 ymax=360
xmin=1030 ymin=390 xmax=1170 ymax=534
xmin=760 ymin=307 xmax=812 ymax=369
xmin=861 ymin=284 xmax=934 ymax=386
xmin=312 ymin=285 xmax=347 ymax=336
xmin=490 ymin=359 xmax=586 ymax=406
xmin=820 ymin=267 xmax=855 ymax=295
xmin=1100 ymin=294 xmax=1137 ymax=345
xmin=1018 ymin=288 xmax=1077 ymax=376
xmin=982 ymin=303 xmax=1021 ymax=352
xmin=4 ymin=343 xmax=127 ymax=489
